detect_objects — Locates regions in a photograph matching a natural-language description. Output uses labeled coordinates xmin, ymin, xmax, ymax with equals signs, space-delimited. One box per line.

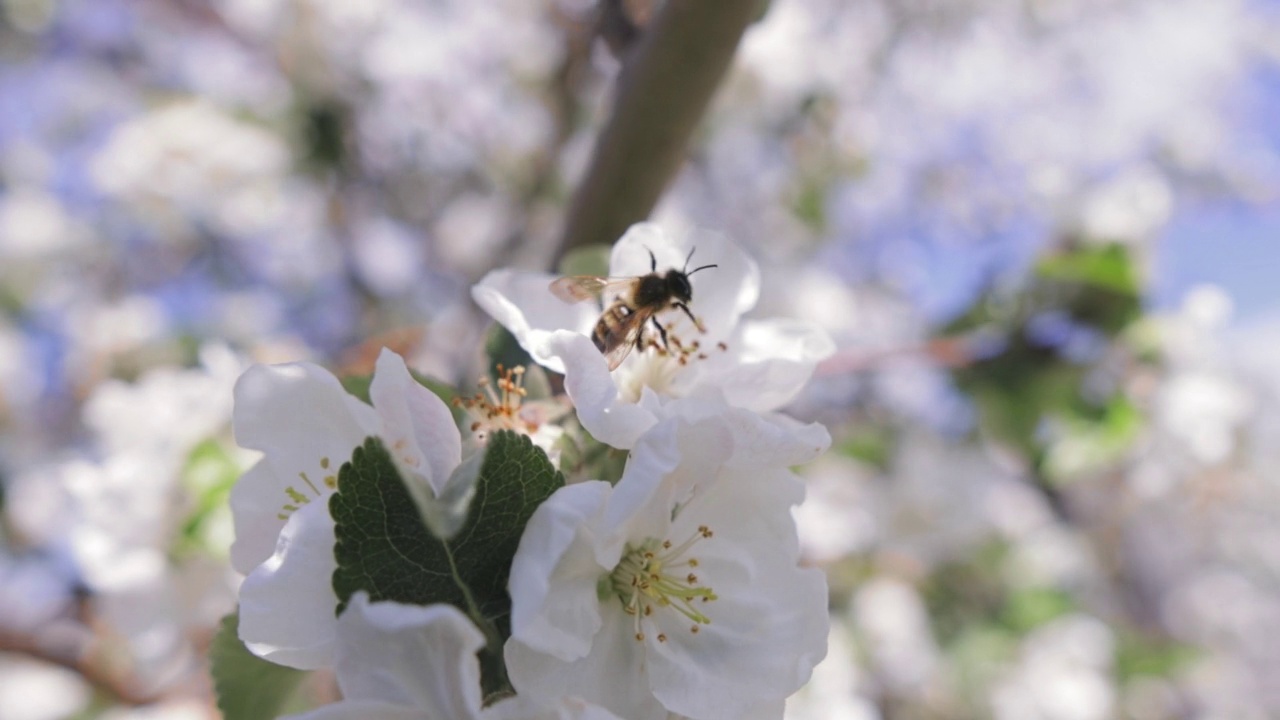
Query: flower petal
xmin=665 ymin=389 xmax=831 ymax=468
xmin=603 ymin=417 xmax=730 ymax=544
xmin=645 ymin=539 xmax=828 ymax=720
xmin=700 ymin=318 xmax=834 ymax=413
xmin=237 ymin=500 xmax=340 ymax=670
xmin=230 ymin=362 xmax=379 ymax=573
xmin=641 ymin=458 xmax=828 ymax=720
xmin=333 ymin=594 xmax=485 ymax=719
xmin=508 ymin=481 xmax=612 ymax=660
xmin=227 ymin=460 xmax=287 ymax=576
xmin=552 ymin=332 xmax=658 ymax=449
xmin=506 ymin=603 xmax=669 ymax=720
xmin=370 ymin=348 xmax=461 ymax=495
xmin=472 ymin=269 xmax=598 ymax=374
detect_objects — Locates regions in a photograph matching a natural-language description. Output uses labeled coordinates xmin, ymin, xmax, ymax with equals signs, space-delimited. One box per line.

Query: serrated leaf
xmin=209 ymin=611 xmax=308 ymax=720
xmin=330 ymin=430 xmax=564 ymax=639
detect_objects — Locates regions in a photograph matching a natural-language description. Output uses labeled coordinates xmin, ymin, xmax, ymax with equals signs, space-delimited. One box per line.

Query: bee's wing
xmin=549 ymin=276 xmax=635 ymax=304
xmin=598 ymin=306 xmax=652 ymax=371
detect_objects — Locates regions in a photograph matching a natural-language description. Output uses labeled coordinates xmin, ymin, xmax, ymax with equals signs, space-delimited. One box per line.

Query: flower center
xmin=617 ymin=323 xmax=730 ymax=403
xmin=453 ymin=364 xmax=553 ymax=442
xmin=604 ymin=525 xmax=718 ymax=643
xmin=276 ymin=455 xmax=338 ymax=520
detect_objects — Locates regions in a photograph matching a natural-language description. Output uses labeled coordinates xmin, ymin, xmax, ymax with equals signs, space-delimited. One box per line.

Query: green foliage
xmin=1000 ymin=586 xmax=1075 ymax=634
xmin=1036 ymin=243 xmax=1141 ymax=297
xmin=947 ymin=625 xmax=1020 ymax=706
xmin=790 ymin=176 xmax=828 ymax=232
xmin=209 ymin=611 xmax=308 ymax=720
xmin=922 ymin=542 xmax=1011 ymax=646
xmin=175 ymin=439 xmax=242 ymax=559
xmin=1041 ymin=394 xmax=1144 ymax=482
xmin=923 ymin=543 xmax=1077 ymax=648
xmin=330 ymin=430 xmax=564 ymax=635
xmin=944 ymin=242 xmax=1145 ymax=476
xmin=835 ymin=424 xmax=897 ymax=471
xmin=554 ymin=418 xmax=628 ymax=484
xmin=557 ymin=244 xmax=611 ymax=277
xmin=485 ymin=325 xmax=535 ymax=381
xmin=1115 ymin=633 xmax=1199 ymax=681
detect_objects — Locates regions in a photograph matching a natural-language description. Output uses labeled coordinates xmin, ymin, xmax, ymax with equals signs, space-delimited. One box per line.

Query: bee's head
xmin=670 ymin=246 xmax=717 ymax=303
xmin=666 ymin=269 xmax=694 ymax=302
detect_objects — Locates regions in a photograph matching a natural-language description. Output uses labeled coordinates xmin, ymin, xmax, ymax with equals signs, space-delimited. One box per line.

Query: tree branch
xmin=0 ymin=625 xmax=160 ymax=706
xmin=555 ymin=0 xmax=764 ymax=263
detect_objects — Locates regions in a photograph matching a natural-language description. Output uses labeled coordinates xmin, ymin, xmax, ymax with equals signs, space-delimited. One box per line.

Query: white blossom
xmin=230 ymin=349 xmax=461 ymax=669
xmin=472 ymin=223 xmax=834 ymax=448
xmin=504 ymin=414 xmax=829 ymax=720
xmin=282 ymin=593 xmax=621 ymax=720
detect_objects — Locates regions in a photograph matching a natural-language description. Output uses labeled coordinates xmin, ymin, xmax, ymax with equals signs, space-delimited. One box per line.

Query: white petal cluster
xmin=473 ymin=223 xmax=834 ymax=448
xmin=230 ymin=348 xmax=461 ymax=669
xmin=228 ymin=225 xmax=831 ymax=720
xmin=282 ymin=593 xmax=620 ymax=720
xmin=505 ymin=413 xmax=830 ymax=720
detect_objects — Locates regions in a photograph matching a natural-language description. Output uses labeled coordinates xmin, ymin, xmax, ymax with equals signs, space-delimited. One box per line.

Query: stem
xmin=443 ymin=543 xmax=510 ymax=693
xmin=555 ymin=0 xmax=765 ymax=263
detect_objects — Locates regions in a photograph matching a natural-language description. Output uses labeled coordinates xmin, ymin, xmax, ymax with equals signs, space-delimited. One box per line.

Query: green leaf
xmin=485 ymin=325 xmax=534 ymax=380
xmin=1115 ymin=633 xmax=1200 ymax=680
xmin=557 ymin=244 xmax=611 ymax=276
xmin=175 ymin=439 xmax=242 ymax=559
xmin=330 ymin=430 xmax=564 ymax=634
xmin=1036 ymin=244 xmax=1140 ymax=296
xmin=835 ymin=425 xmax=896 ymax=471
xmin=209 ymin=611 xmax=308 ymax=720
xmin=999 ymin=587 xmax=1075 ymax=634
xmin=555 ymin=419 xmax=628 ymax=485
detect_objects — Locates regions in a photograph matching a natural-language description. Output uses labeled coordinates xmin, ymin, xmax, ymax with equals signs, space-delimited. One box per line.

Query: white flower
xmin=282 ymin=593 xmax=621 ymax=720
xmin=504 ymin=414 xmax=829 ymax=720
xmin=472 ymin=223 xmax=834 ymax=448
xmin=451 ymin=364 xmax=569 ymax=462
xmin=230 ymin=349 xmax=461 ymax=669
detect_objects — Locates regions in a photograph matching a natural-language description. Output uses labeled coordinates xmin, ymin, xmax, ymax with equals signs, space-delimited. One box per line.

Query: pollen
xmin=453 ymin=364 xmax=545 ymax=442
xmin=276 ymin=468 xmax=330 ymax=520
xmin=607 ymin=527 xmax=718 ymax=643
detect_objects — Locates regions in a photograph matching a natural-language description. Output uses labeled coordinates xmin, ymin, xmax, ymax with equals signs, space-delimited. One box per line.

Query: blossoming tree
xmin=214 ymin=226 xmax=835 ymax=720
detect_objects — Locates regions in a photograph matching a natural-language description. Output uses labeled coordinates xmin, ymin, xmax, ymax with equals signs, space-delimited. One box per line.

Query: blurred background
xmin=1 ymin=0 xmax=1279 ymax=718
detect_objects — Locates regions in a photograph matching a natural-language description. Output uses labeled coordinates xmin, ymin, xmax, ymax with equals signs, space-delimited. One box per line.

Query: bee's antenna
xmin=683 ymin=247 xmax=697 ymax=272
xmin=687 ymin=263 xmax=718 ymax=277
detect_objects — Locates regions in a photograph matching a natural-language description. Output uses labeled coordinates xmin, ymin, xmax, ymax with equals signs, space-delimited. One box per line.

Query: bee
xmin=549 ymin=248 xmax=717 ymax=370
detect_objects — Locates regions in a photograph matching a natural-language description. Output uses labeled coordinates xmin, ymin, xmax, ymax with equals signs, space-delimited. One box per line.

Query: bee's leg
xmin=635 ymin=324 xmax=650 ymax=352
xmin=673 ymin=302 xmax=707 ymax=333
xmin=650 ymin=315 xmax=671 ymax=352
xmin=648 ymin=248 xmax=657 ymax=272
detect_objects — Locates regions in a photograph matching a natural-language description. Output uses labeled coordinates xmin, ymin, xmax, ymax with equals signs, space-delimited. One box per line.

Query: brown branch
xmin=555 ymin=0 xmax=765 ymax=263
xmin=815 ymin=336 xmax=982 ymax=376
xmin=0 ymin=624 xmax=160 ymax=706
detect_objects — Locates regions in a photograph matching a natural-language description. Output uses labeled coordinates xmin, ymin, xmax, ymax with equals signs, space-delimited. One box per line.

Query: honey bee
xmin=549 ymin=248 xmax=717 ymax=370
